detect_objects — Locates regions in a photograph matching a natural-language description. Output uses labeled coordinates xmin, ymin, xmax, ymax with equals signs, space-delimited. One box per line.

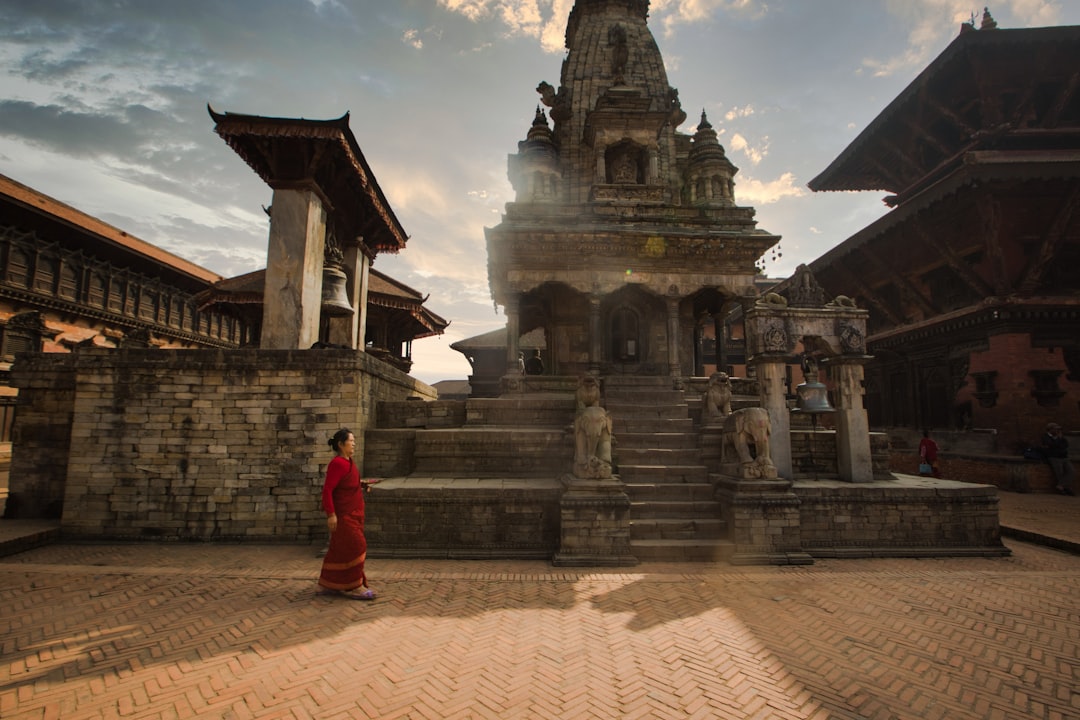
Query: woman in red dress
xmin=317 ymin=428 xmax=379 ymax=600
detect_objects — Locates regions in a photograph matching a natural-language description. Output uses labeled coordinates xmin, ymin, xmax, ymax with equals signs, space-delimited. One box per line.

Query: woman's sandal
xmin=316 ymin=588 xmax=375 ymax=600
xmin=345 ymin=588 xmax=376 ymax=601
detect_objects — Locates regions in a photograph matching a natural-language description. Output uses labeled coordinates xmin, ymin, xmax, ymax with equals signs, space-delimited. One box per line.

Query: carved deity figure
xmin=703 ymin=371 xmax=732 ymax=421
xmin=609 ymin=24 xmax=628 ymax=84
xmin=720 ymin=407 xmax=778 ymax=479
xmin=574 ymin=375 xmax=613 ymax=479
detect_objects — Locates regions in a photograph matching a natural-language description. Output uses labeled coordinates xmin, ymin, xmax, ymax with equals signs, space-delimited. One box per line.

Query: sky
xmin=1 ymin=0 xmax=1078 ymax=386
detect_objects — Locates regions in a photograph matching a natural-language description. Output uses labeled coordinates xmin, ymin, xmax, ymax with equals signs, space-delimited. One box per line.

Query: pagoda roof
xmin=194 ymin=266 xmax=448 ymax=339
xmin=809 ymin=25 xmax=1080 ymax=199
xmin=208 ymin=106 xmax=408 ymax=255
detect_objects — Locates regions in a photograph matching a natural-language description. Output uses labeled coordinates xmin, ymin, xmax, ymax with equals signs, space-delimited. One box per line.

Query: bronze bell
xmin=795 ymin=379 xmax=835 ymax=415
xmin=321 ymin=264 xmax=354 ymax=317
xmin=794 ymin=361 xmax=835 ymax=415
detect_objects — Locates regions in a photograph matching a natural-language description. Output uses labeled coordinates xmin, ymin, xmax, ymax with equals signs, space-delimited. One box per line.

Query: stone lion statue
xmin=703 ymin=371 xmax=732 ymax=421
xmin=576 ymin=374 xmax=601 ymax=412
xmin=756 ymin=292 xmax=788 ymax=308
xmin=720 ymin=407 xmax=778 ymax=479
xmin=574 ymin=406 xmax=613 ymax=479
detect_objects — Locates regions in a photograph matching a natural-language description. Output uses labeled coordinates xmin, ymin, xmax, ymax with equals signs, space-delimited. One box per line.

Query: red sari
xmin=318 ymin=455 xmax=368 ymax=592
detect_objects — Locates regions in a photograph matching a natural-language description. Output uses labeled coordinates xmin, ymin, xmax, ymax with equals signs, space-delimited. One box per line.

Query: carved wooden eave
xmin=809 ymin=26 xmax=1080 ymax=197
xmin=868 ymin=297 xmax=1080 ymax=350
xmin=367 ymin=269 xmax=449 ymax=339
xmin=207 ymin=106 xmax=408 ymax=255
xmin=810 ymin=149 xmax=1080 ymax=271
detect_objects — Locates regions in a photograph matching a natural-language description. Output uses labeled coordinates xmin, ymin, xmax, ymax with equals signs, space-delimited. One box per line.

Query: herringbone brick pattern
xmin=2 ymin=542 xmax=1078 ymax=719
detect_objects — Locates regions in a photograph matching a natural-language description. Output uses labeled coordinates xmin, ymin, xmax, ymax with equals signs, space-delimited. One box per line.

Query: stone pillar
xmin=589 ymin=294 xmax=602 ymax=374
xmin=829 ymin=358 xmax=874 ymax=483
xmin=754 ymin=358 xmax=793 ymax=480
xmin=326 ymin=244 xmax=369 ymax=349
xmin=505 ymin=296 xmax=520 ymax=374
xmin=712 ymin=310 xmax=726 ymax=372
xmin=261 ymin=188 xmax=326 ymax=350
xmin=666 ymin=297 xmax=680 ymax=377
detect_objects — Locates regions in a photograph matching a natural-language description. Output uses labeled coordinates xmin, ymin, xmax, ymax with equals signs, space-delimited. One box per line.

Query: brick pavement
xmin=2 ymin=538 xmax=1079 ymax=719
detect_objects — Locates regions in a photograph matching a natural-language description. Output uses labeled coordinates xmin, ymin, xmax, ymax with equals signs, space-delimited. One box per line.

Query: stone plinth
xmin=713 ymin=475 xmax=810 ymax=566
xmin=795 ymin=476 xmax=1009 ymax=558
xmin=553 ymin=476 xmax=637 ymax=567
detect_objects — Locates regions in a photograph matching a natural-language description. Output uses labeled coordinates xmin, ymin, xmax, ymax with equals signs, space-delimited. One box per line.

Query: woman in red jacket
xmin=317 ymin=428 xmax=379 ymax=599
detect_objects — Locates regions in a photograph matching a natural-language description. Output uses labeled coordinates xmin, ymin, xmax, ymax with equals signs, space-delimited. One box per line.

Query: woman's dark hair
xmin=328 ymin=428 xmax=353 ymax=452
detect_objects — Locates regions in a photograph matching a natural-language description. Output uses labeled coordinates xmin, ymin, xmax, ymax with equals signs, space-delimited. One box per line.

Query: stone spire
xmin=538 ymin=0 xmax=683 ymax=204
xmin=687 ymin=110 xmax=738 ymax=207
xmin=507 ymin=107 xmax=560 ymax=203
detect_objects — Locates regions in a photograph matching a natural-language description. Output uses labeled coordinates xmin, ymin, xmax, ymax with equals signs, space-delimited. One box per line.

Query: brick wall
xmin=961 ymin=333 xmax=1079 ymax=450
xmin=7 ymin=348 xmax=434 ymax=540
xmin=796 ymin=481 xmax=1003 ymax=556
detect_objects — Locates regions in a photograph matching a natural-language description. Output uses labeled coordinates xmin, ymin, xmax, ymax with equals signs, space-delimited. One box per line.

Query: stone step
xmin=614 ymin=417 xmax=694 ymax=433
xmin=616 ymin=432 xmax=700 ymax=449
xmin=630 ymin=518 xmax=726 ymax=540
xmin=630 ymin=499 xmax=721 ymax=519
xmin=605 ymin=391 xmax=687 ymax=405
xmin=617 ymin=447 xmax=703 ymax=465
xmin=630 ymin=538 xmax=736 ymax=563
xmin=624 ymin=482 xmax=716 ymax=502
xmin=411 ymin=428 xmax=571 ymax=476
xmin=465 ymin=396 xmax=576 ymax=428
xmin=604 ymin=401 xmax=689 ymax=419
xmin=618 ymin=464 xmax=709 ymax=483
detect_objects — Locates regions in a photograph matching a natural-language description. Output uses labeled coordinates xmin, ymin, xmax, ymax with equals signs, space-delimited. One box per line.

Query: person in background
xmin=1041 ymin=423 xmax=1075 ymax=495
xmin=524 ymin=349 xmax=544 ymax=375
xmin=918 ymin=430 xmax=940 ymax=478
xmin=317 ymin=428 xmax=380 ymax=599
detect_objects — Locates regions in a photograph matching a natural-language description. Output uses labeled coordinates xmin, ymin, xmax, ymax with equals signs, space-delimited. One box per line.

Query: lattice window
xmin=6 ymin=246 xmax=29 ymax=287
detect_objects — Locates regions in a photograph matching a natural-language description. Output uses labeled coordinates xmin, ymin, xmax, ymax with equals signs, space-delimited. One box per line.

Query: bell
xmin=321 ymin=264 xmax=354 ymax=317
xmin=795 ymin=379 xmax=835 ymax=415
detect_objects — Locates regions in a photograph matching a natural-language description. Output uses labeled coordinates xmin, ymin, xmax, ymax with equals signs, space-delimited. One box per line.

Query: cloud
xmin=724 ymin=104 xmax=755 ymax=121
xmin=403 ymin=29 xmax=423 ymax=49
xmin=728 ymin=132 xmax=768 ymax=165
xmin=866 ymin=0 xmax=1067 ymax=79
xmin=734 ymin=171 xmax=805 ymax=205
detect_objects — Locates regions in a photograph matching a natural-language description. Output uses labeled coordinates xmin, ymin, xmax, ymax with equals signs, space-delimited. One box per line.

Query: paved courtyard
xmin=2 ymin=533 xmax=1079 ymax=719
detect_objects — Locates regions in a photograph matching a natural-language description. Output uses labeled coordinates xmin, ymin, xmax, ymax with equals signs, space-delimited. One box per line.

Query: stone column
xmin=505 ymin=296 xmax=520 ymax=374
xmin=753 ymin=358 xmax=793 ymax=480
xmin=666 ymin=297 xmax=680 ymax=376
xmin=326 ymin=243 xmax=369 ymax=349
xmin=829 ymin=358 xmax=874 ymax=483
xmin=589 ymin=294 xmax=602 ymax=374
xmin=261 ymin=188 xmax=326 ymax=350
xmin=712 ymin=309 xmax=726 ymax=372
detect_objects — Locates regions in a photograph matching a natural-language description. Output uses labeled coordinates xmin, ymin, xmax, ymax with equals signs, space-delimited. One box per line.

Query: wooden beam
xmin=977 ymin=196 xmax=1010 ymax=295
xmin=909 ymin=221 xmax=996 ymax=299
xmin=857 ymin=244 xmax=940 ymax=318
xmin=1017 ymin=183 xmax=1080 ymax=296
xmin=832 ymin=261 xmax=905 ymax=327
xmin=1046 ymin=70 xmax=1080 ymax=128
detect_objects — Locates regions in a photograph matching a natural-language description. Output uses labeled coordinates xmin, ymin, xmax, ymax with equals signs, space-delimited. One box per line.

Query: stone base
xmin=553 ymin=476 xmax=637 ymax=567
xmin=794 ymin=475 xmax=1010 ymax=558
xmin=713 ymin=475 xmax=807 ymax=565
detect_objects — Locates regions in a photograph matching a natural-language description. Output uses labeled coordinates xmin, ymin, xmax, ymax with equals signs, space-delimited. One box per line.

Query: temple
xmin=481 ymin=0 xmax=777 ymax=386
xmin=805 ymin=14 xmax=1080 ymax=454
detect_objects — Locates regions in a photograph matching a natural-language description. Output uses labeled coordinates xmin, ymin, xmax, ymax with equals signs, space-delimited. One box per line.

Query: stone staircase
xmin=603 ymin=377 xmax=733 ymax=562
